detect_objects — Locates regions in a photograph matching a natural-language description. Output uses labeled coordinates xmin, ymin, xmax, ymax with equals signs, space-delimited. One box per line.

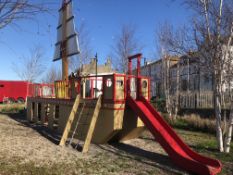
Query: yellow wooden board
xmin=82 ymin=95 xmax=102 ymax=153
xmin=59 ymin=94 xmax=80 ymax=146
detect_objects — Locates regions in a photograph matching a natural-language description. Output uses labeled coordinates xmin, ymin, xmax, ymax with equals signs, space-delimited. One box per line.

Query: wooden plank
xmin=41 ymin=103 xmax=46 ymax=124
xmin=48 ymin=104 xmax=55 ymax=129
xmin=26 ymin=101 xmax=33 ymax=122
xmin=59 ymin=94 xmax=80 ymax=146
xmin=27 ymin=97 xmax=74 ymax=106
xmin=33 ymin=103 xmax=39 ymax=122
xmin=82 ymin=95 xmax=102 ymax=153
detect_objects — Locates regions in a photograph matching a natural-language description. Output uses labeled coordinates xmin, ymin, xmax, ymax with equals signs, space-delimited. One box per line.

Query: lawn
xmin=0 ymin=108 xmax=232 ymax=175
xmin=0 ymin=103 xmax=25 ymax=113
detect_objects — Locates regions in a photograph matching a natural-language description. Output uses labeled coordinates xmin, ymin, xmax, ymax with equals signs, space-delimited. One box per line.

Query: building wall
xmin=140 ymin=57 xmax=179 ymax=98
xmin=139 ymin=55 xmax=231 ymax=108
xmin=132 ymin=53 xmax=231 ymax=109
xmin=78 ymin=58 xmax=114 ymax=75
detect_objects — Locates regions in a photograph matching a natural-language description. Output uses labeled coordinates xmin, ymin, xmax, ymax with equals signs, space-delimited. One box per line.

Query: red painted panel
xmin=0 ymin=81 xmax=29 ymax=102
xmin=0 ymin=81 xmax=54 ymax=102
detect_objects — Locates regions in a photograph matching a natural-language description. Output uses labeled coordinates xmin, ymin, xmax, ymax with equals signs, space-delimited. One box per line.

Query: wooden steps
xmin=59 ymin=95 xmax=102 ymax=153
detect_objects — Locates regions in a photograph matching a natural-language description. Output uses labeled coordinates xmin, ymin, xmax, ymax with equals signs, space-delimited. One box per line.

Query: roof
xmin=77 ymin=58 xmax=115 ymax=75
xmin=140 ymin=55 xmax=180 ymax=69
xmin=170 ymin=54 xmax=200 ymax=69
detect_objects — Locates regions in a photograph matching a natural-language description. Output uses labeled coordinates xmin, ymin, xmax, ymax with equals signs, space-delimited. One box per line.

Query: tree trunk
xmin=214 ymin=87 xmax=224 ymax=152
xmin=165 ymin=89 xmax=172 ymax=118
xmin=174 ymin=62 xmax=180 ymax=119
xmin=224 ymin=101 xmax=233 ymax=153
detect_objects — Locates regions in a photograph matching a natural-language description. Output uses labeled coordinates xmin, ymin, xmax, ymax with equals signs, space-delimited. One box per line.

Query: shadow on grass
xmin=1 ymin=110 xmax=61 ymax=145
xmin=97 ymin=142 xmax=187 ymax=175
xmin=3 ymin=110 xmax=187 ymax=174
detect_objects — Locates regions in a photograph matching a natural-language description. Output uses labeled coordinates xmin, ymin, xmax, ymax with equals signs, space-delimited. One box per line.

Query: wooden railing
xmin=54 ymin=80 xmax=70 ymax=99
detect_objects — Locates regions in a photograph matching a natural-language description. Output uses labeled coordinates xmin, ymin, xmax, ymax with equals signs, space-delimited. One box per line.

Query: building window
xmin=142 ymin=80 xmax=147 ymax=88
xmin=181 ymin=79 xmax=188 ymax=91
xmin=106 ymin=78 xmax=112 ymax=87
xmin=116 ymin=80 xmax=123 ymax=87
xmin=193 ymin=77 xmax=199 ymax=90
xmin=156 ymin=82 xmax=161 ymax=97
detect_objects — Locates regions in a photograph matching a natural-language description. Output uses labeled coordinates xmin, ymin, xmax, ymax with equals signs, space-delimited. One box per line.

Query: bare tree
xmin=13 ymin=45 xmax=45 ymax=82
xmin=156 ymin=22 xmax=196 ymax=56
xmin=162 ymin=54 xmax=173 ymax=118
xmin=69 ymin=21 xmax=93 ymax=72
xmin=188 ymin=0 xmax=233 ymax=153
xmin=222 ymin=22 xmax=233 ymax=153
xmin=41 ymin=66 xmax=62 ymax=83
xmin=112 ymin=24 xmax=142 ymax=73
xmin=158 ymin=1 xmax=233 ymax=152
xmin=157 ymin=23 xmax=184 ymax=119
xmin=0 ymin=0 xmax=47 ymax=29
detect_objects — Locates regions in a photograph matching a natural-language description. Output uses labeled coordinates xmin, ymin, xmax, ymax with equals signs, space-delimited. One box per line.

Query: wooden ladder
xmin=59 ymin=95 xmax=102 ymax=153
xmin=82 ymin=95 xmax=102 ymax=153
xmin=59 ymin=94 xmax=80 ymax=146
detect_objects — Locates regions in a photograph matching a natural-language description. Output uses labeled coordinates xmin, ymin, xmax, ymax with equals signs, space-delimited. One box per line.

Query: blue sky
xmin=0 ymin=0 xmax=191 ymax=81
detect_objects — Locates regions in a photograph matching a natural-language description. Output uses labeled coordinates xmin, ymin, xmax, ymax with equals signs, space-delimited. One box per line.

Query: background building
xmin=140 ymin=54 xmax=232 ymax=109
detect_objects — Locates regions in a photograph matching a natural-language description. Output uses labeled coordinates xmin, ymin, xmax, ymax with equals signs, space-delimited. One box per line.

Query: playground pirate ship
xmin=26 ymin=1 xmax=222 ymax=174
xmin=27 ymin=0 xmax=149 ymax=146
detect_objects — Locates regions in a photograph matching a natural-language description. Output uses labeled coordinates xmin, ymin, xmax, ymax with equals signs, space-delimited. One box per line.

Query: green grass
xmin=176 ymin=129 xmax=233 ymax=175
xmin=0 ymin=155 xmax=162 ymax=175
xmin=163 ymin=113 xmax=217 ymax=134
xmin=194 ymin=139 xmax=233 ymax=162
xmin=0 ymin=108 xmax=232 ymax=175
xmin=0 ymin=129 xmax=232 ymax=175
xmin=0 ymin=161 xmax=77 ymax=175
xmin=195 ymin=140 xmax=233 ymax=175
xmin=0 ymin=104 xmax=25 ymax=113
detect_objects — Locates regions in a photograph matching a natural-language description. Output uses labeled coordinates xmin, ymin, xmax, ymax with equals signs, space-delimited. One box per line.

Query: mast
xmin=53 ymin=0 xmax=80 ymax=81
xmin=61 ymin=0 xmax=68 ymax=80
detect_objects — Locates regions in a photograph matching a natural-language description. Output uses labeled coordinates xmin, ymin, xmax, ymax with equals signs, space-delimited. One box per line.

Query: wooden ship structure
xmin=27 ymin=0 xmax=149 ymax=152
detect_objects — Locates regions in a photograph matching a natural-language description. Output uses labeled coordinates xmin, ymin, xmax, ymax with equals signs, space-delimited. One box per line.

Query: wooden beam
xmin=26 ymin=101 xmax=33 ymax=122
xmin=48 ymin=104 xmax=55 ymax=130
xmin=33 ymin=103 xmax=39 ymax=122
xmin=82 ymin=95 xmax=102 ymax=153
xmin=62 ymin=1 xmax=68 ymax=81
xmin=59 ymin=94 xmax=80 ymax=146
xmin=62 ymin=57 xmax=69 ymax=81
xmin=41 ymin=103 xmax=46 ymax=124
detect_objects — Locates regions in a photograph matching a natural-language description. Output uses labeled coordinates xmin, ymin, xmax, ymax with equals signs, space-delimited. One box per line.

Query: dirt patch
xmin=0 ymin=112 xmax=187 ymax=175
xmin=1 ymin=112 xmax=231 ymax=175
xmin=0 ymin=114 xmax=87 ymax=166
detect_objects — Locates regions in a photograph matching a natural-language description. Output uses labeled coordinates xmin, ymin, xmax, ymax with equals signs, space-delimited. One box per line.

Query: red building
xmin=0 ymin=81 xmax=30 ymax=103
xmin=0 ymin=80 xmax=54 ymax=103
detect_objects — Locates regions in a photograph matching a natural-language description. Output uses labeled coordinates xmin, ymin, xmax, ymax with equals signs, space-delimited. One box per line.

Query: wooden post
xmin=27 ymin=100 xmax=33 ymax=122
xmin=62 ymin=58 xmax=68 ymax=81
xmin=83 ymin=79 xmax=86 ymax=99
xmin=48 ymin=104 xmax=55 ymax=129
xmin=59 ymin=94 xmax=80 ymax=146
xmin=62 ymin=1 xmax=68 ymax=81
xmin=95 ymin=54 xmax=98 ymax=98
xmin=82 ymin=95 xmax=102 ymax=153
xmin=33 ymin=103 xmax=39 ymax=122
xmin=41 ymin=103 xmax=46 ymax=124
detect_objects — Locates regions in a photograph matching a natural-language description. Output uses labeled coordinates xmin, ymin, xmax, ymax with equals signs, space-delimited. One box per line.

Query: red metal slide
xmin=127 ymin=96 xmax=222 ymax=175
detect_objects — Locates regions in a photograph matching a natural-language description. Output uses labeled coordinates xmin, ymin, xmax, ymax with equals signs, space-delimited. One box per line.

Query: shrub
xmin=162 ymin=113 xmax=217 ymax=134
xmin=151 ymin=98 xmax=166 ymax=113
xmin=0 ymin=104 xmax=25 ymax=113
